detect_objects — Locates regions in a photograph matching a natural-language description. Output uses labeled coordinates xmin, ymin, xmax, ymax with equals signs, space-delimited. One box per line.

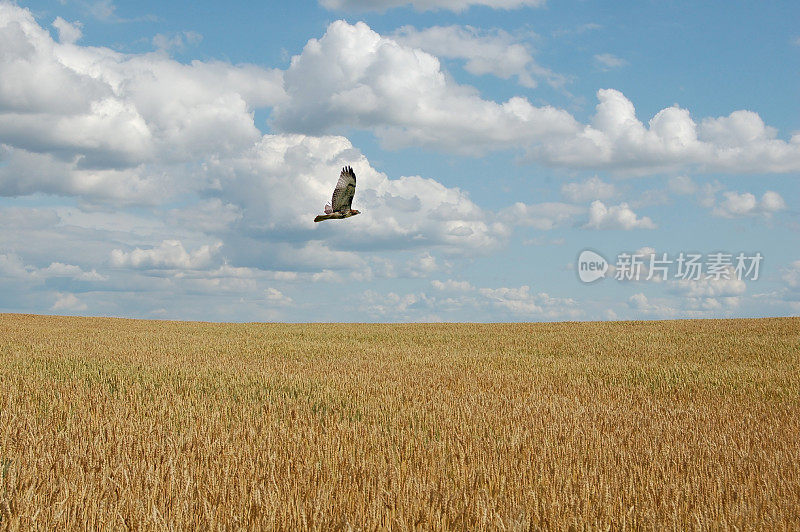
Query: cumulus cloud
xmin=39 ymin=262 xmax=107 ymax=281
xmin=560 ymin=176 xmax=616 ymax=202
xmin=619 ymin=250 xmax=752 ymax=315
xmin=669 ymin=178 xmax=786 ymax=221
xmin=627 ymin=292 xmax=677 ymax=317
xmin=273 ymin=20 xmax=579 ymax=153
xmin=52 ymin=17 xmax=82 ymax=44
xmin=0 ymin=251 xmax=107 ymax=282
xmin=152 ymin=30 xmax=203 ymax=52
xmin=711 ymin=190 xmax=786 ymax=218
xmin=51 ymin=292 xmax=87 ymax=311
xmin=498 ymin=201 xmax=584 ymax=230
xmin=783 ymin=260 xmax=800 ymax=289
xmin=1 ymin=6 xmax=512 ymax=263
xmin=0 ymin=3 xmax=284 ymax=198
xmin=361 ymin=283 xmax=580 ymax=321
xmin=479 ymin=285 xmax=580 ymax=318
xmin=626 ymin=291 xmax=733 ymax=317
xmin=628 ymin=292 xmax=650 ymax=310
xmin=671 ymin=270 xmax=746 ymax=298
xmin=584 ymin=200 xmax=656 ymax=230
xmin=205 ymin=133 xmax=509 ymax=260
xmin=319 ymin=0 xmax=546 ymax=13
xmin=666 ymin=266 xmax=746 ymax=312
xmin=593 ymin=53 xmax=626 ymax=70
xmin=109 ymin=240 xmax=222 ymax=270
xmin=273 ymin=21 xmax=800 ymax=173
xmin=361 ymin=289 xmax=434 ymax=317
xmin=0 ymin=252 xmax=31 ymax=278
xmin=431 ymin=278 xmax=474 ymax=291
xmin=264 ymin=287 xmax=293 ymax=306
xmin=392 ymin=25 xmax=565 ymax=89
xmin=533 ymin=89 xmax=800 ymax=173
xmin=88 ymin=0 xmax=117 ymax=20
xmin=404 ymin=251 xmax=439 ymax=277
xmin=3 ymin=7 xmax=799 ymax=202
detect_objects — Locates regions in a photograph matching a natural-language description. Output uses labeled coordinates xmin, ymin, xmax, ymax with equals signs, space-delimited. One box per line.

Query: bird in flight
xmin=314 ymin=166 xmax=360 ymax=222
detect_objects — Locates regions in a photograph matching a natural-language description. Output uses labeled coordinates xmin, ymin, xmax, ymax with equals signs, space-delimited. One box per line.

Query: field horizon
xmin=0 ymin=313 xmax=798 ymax=528
xmin=5 ymin=311 xmax=798 ymax=325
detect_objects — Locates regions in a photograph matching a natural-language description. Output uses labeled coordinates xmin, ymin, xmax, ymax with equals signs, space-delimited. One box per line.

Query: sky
xmin=0 ymin=0 xmax=798 ymax=322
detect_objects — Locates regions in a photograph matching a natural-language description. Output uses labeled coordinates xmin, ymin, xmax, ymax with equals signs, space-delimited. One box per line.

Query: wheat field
xmin=0 ymin=314 xmax=797 ymax=529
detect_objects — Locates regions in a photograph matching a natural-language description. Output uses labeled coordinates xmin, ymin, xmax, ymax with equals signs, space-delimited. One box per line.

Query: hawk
xmin=314 ymin=166 xmax=360 ymax=222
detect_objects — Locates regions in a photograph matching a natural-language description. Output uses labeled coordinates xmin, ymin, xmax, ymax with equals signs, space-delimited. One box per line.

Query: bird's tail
xmin=314 ymin=214 xmax=333 ymax=222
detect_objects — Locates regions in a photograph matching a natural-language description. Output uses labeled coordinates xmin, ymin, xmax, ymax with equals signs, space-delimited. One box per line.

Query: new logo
xmin=577 ymin=250 xmax=608 ymax=283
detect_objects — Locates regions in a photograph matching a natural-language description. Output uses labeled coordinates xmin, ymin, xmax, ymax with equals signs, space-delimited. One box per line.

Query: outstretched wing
xmin=331 ymin=166 xmax=356 ymax=212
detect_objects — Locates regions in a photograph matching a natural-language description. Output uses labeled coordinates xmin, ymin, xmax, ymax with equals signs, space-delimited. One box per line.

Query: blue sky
xmin=0 ymin=0 xmax=798 ymax=322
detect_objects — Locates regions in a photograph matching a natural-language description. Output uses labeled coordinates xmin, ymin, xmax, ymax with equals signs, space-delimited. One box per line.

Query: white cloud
xmin=0 ymin=252 xmax=31 ymax=278
xmin=667 ymin=266 xmax=746 ymax=312
xmin=593 ymin=53 xmax=627 ymax=70
xmin=498 ymin=202 xmax=584 ymax=230
xmin=431 ymin=279 xmax=474 ymax=291
xmin=405 ymin=251 xmax=439 ymax=277
xmin=51 ymin=292 xmax=87 ymax=311
xmin=207 ymin=133 xmax=509 ymax=259
xmin=560 ymin=176 xmax=616 ymax=202
xmin=0 ymin=251 xmax=107 ymax=282
xmin=533 ymin=89 xmax=800 ymax=174
xmin=109 ymin=240 xmax=221 ymax=269
xmin=361 ymin=289 xmax=433 ymax=317
xmin=480 ymin=285 xmax=542 ymax=313
xmin=319 ymin=0 xmax=546 ymax=13
xmin=761 ymin=190 xmax=787 ymax=212
xmin=167 ymin=199 xmax=243 ymax=233
xmin=672 ymin=271 xmax=746 ymax=298
xmin=584 ymin=200 xmax=656 ymax=230
xmin=628 ymin=287 xmax=747 ymax=319
xmin=52 ymin=17 xmax=82 ymax=44
xmin=273 ymin=20 xmax=579 ymax=153
xmin=3 ymin=7 xmax=799 ymax=204
xmin=88 ymin=0 xmax=116 ymax=20
xmin=479 ymin=284 xmax=581 ymax=318
xmin=361 ymin=282 xmax=580 ymax=320
xmin=0 ymin=3 xmax=285 ymax=199
xmin=628 ymin=292 xmax=649 ymax=310
xmin=275 ymin=22 xmax=800 ymax=173
xmin=627 ymin=292 xmax=677 ymax=317
xmin=783 ymin=260 xmax=800 ymax=289
xmin=747 ymin=260 xmax=800 ymax=316
xmin=392 ymin=25 xmax=565 ymax=89
xmin=697 ymin=181 xmax=724 ymax=208
xmin=152 ymin=30 xmax=203 ymax=52
xmin=264 ymin=287 xmax=293 ymax=306
xmin=39 ymin=262 xmax=107 ymax=281
xmin=667 ymin=175 xmax=697 ymax=195
xmin=1 ymin=8 xmax=513 ymax=261
xmin=312 ymin=270 xmax=342 ymax=283
xmin=711 ymin=190 xmax=786 ymax=218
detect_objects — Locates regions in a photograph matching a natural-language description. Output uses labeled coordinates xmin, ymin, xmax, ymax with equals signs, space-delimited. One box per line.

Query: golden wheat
xmin=0 ymin=314 xmax=798 ymax=529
